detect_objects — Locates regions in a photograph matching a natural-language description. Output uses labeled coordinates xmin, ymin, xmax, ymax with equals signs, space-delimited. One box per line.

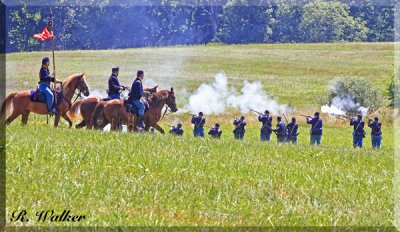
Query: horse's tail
xmin=67 ymin=98 xmax=83 ymax=121
xmin=92 ymin=102 xmax=105 ymax=129
xmin=1 ymin=92 xmax=17 ymax=120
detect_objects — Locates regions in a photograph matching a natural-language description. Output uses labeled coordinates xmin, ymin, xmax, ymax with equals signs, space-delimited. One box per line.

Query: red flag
xmin=34 ymin=19 xmax=54 ymax=42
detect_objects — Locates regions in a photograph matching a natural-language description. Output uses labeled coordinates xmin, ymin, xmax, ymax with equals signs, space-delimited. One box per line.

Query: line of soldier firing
xmin=164 ymin=110 xmax=383 ymax=149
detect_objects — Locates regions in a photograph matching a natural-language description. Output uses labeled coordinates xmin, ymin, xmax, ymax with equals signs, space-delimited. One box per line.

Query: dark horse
xmin=67 ymin=85 xmax=159 ymax=129
xmin=92 ymin=88 xmax=177 ymax=133
xmin=1 ymin=73 xmax=90 ymax=127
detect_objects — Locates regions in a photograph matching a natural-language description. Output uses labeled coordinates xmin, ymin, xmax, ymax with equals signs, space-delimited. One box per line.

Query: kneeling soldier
xmin=169 ymin=123 xmax=184 ymax=136
xmin=208 ymin=123 xmax=222 ymax=139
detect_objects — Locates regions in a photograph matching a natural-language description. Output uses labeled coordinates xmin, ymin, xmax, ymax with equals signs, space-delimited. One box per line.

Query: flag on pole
xmin=33 ymin=18 xmax=54 ymax=42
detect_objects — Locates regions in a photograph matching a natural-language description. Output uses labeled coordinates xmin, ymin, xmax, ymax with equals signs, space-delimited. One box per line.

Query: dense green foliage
xmin=6 ymin=0 xmax=395 ymax=52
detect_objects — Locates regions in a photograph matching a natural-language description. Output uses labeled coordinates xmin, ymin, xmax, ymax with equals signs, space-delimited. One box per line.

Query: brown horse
xmin=92 ymin=88 xmax=177 ymax=133
xmin=1 ymin=73 xmax=90 ymax=127
xmin=67 ymin=85 xmax=159 ymax=129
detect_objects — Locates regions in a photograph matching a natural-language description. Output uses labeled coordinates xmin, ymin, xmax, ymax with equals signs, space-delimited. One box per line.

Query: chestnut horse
xmin=1 ymin=73 xmax=90 ymax=127
xmin=92 ymin=88 xmax=177 ymax=133
xmin=67 ymin=85 xmax=159 ymax=129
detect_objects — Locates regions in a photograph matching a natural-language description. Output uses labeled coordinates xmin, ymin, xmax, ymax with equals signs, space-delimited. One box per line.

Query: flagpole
xmin=50 ymin=8 xmax=57 ymax=113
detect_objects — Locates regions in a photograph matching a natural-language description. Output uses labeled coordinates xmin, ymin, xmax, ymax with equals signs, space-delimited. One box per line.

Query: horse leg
xmin=21 ymin=110 xmax=30 ymax=125
xmin=5 ymin=110 xmax=22 ymax=125
xmin=54 ymin=115 xmax=61 ymax=127
xmin=111 ymin=118 xmax=117 ymax=131
xmin=153 ymin=123 xmax=165 ymax=134
xmin=61 ymin=113 xmax=73 ymax=128
xmin=76 ymin=120 xmax=87 ymax=129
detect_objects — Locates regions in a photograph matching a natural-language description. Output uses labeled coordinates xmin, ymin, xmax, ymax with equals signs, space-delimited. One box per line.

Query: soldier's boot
xmin=137 ymin=115 xmax=145 ymax=132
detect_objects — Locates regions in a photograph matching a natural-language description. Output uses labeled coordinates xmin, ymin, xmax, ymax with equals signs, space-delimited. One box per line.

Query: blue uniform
xmin=286 ymin=122 xmax=299 ymax=144
xmin=350 ymin=119 xmax=365 ymax=148
xmin=128 ymin=78 xmax=144 ymax=116
xmin=233 ymin=119 xmax=246 ymax=140
xmin=258 ymin=115 xmax=272 ymax=141
xmin=169 ymin=126 xmax=184 ymax=136
xmin=208 ymin=127 xmax=222 ymax=138
xmin=38 ymin=67 xmax=55 ymax=112
xmin=368 ymin=120 xmax=382 ymax=149
xmin=192 ymin=116 xmax=205 ymax=137
xmin=275 ymin=121 xmax=287 ymax=143
xmin=307 ymin=117 xmax=323 ymax=145
xmin=108 ymin=74 xmax=122 ymax=99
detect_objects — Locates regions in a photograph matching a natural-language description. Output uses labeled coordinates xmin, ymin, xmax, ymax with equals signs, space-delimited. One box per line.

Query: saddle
xmin=124 ymin=96 xmax=150 ymax=115
xmin=30 ymin=88 xmax=63 ymax=105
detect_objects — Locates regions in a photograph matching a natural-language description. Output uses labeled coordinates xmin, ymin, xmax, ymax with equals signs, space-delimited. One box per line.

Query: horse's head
xmin=166 ymin=87 xmax=178 ymax=112
xmin=145 ymin=85 xmax=159 ymax=94
xmin=75 ymin=73 xmax=90 ymax=96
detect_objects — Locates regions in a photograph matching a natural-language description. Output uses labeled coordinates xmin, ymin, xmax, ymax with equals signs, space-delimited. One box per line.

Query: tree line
xmin=6 ymin=0 xmax=395 ymax=52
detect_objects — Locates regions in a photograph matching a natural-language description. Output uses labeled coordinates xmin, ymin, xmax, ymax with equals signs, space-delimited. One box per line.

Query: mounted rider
xmin=107 ymin=66 xmax=128 ymax=99
xmin=128 ymin=70 xmax=146 ymax=130
xmin=38 ymin=57 xmax=61 ymax=115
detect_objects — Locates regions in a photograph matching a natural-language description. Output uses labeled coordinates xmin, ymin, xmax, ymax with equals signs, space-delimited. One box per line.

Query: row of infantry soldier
xmin=168 ymin=111 xmax=383 ymax=149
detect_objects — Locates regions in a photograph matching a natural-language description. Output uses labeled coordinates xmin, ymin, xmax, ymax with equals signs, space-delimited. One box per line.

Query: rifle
xmin=163 ymin=124 xmax=175 ymax=128
xmin=227 ymin=113 xmax=238 ymax=119
xmin=282 ymin=113 xmax=289 ymax=124
xmin=185 ymin=112 xmax=197 ymax=117
xmin=299 ymin=114 xmax=311 ymax=118
xmin=250 ymin=109 xmax=262 ymax=115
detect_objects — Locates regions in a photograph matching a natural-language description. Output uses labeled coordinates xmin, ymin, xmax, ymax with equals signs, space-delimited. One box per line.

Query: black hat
xmin=240 ymin=116 xmax=245 ymax=120
xmin=277 ymin=116 xmax=282 ymax=121
xmin=199 ymin=112 xmax=203 ymax=116
xmin=357 ymin=114 xmax=363 ymax=119
xmin=374 ymin=117 xmax=379 ymax=121
xmin=137 ymin=70 xmax=144 ymax=75
xmin=215 ymin=123 xmax=220 ymax=127
xmin=112 ymin=66 xmax=120 ymax=72
xmin=42 ymin=57 xmax=50 ymax=64
xmin=314 ymin=112 xmax=320 ymax=117
xmin=177 ymin=123 xmax=182 ymax=127
xmin=264 ymin=110 xmax=270 ymax=114
xmin=292 ymin=117 xmax=296 ymax=122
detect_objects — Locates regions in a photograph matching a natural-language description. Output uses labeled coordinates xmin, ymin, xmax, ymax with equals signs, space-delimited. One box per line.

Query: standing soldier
xmin=233 ymin=116 xmax=247 ymax=140
xmin=107 ymin=66 xmax=128 ymax=99
xmin=169 ymin=123 xmax=184 ymax=136
xmin=287 ymin=117 xmax=299 ymax=144
xmin=191 ymin=112 xmax=205 ymax=137
xmin=368 ymin=117 xmax=382 ymax=149
xmin=128 ymin=70 xmax=146 ymax=130
xmin=306 ymin=112 xmax=323 ymax=145
xmin=350 ymin=114 xmax=365 ymax=148
xmin=273 ymin=116 xmax=287 ymax=143
xmin=208 ymin=123 xmax=222 ymax=139
xmin=258 ymin=110 xmax=273 ymax=141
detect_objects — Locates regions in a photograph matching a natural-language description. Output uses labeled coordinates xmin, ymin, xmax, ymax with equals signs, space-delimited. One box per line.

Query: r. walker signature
xmin=10 ymin=210 xmax=86 ymax=223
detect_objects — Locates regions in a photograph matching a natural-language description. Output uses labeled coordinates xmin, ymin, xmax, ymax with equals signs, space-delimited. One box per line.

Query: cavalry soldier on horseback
xmin=128 ymin=70 xmax=146 ymax=130
xmin=107 ymin=66 xmax=128 ymax=99
xmin=208 ymin=123 xmax=222 ymax=139
xmin=233 ymin=116 xmax=246 ymax=140
xmin=191 ymin=112 xmax=205 ymax=137
xmin=39 ymin=57 xmax=61 ymax=115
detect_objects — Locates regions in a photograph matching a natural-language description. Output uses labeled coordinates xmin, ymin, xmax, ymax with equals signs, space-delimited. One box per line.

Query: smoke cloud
xmin=321 ymin=95 xmax=369 ymax=116
xmin=183 ymin=73 xmax=290 ymax=115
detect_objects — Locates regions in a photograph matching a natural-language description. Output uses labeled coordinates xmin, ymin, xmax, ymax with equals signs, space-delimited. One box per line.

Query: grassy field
xmin=4 ymin=43 xmax=395 ymax=227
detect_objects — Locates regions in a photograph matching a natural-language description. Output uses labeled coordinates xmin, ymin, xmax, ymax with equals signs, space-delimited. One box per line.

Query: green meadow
xmin=4 ymin=43 xmax=395 ymax=227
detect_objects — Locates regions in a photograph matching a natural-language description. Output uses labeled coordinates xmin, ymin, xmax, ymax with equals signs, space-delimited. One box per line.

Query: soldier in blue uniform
xmin=350 ymin=114 xmax=365 ymax=148
xmin=287 ymin=117 xmax=299 ymax=144
xmin=258 ymin=110 xmax=273 ymax=141
xmin=38 ymin=57 xmax=60 ymax=115
xmin=191 ymin=112 xmax=205 ymax=137
xmin=306 ymin=112 xmax=323 ymax=145
xmin=233 ymin=116 xmax=246 ymax=140
xmin=273 ymin=116 xmax=287 ymax=143
xmin=169 ymin=123 xmax=184 ymax=136
xmin=107 ymin=66 xmax=127 ymax=99
xmin=208 ymin=123 xmax=222 ymax=139
xmin=368 ymin=117 xmax=382 ymax=149
xmin=128 ymin=70 xmax=146 ymax=130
